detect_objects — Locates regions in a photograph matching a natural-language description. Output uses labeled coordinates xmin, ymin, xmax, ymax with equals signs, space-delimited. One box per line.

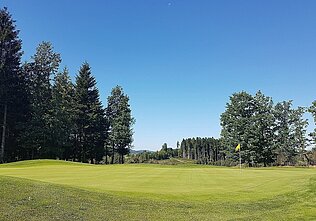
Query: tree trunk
xmin=121 ymin=153 xmax=124 ymax=164
xmin=111 ymin=142 xmax=115 ymax=164
xmin=1 ymin=104 xmax=7 ymax=163
xmin=303 ymin=154 xmax=310 ymax=166
xmin=105 ymin=146 xmax=108 ymax=164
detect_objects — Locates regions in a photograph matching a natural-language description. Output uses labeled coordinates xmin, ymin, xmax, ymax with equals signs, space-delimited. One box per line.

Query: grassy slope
xmin=0 ymin=160 xmax=315 ymax=220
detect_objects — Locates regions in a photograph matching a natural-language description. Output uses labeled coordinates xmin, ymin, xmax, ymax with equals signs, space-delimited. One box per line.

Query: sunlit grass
xmin=0 ymin=160 xmax=315 ymax=220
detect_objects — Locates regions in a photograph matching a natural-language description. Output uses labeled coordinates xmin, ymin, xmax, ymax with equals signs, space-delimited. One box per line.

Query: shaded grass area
xmin=0 ymin=159 xmax=88 ymax=168
xmin=0 ymin=160 xmax=315 ymax=220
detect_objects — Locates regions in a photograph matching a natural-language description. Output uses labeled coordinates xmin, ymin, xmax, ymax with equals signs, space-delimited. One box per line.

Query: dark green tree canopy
xmin=0 ymin=7 xmax=24 ymax=163
xmin=0 ymin=7 xmax=23 ymax=102
xmin=50 ymin=68 xmax=76 ymax=158
xmin=106 ymin=86 xmax=134 ymax=164
xmin=74 ymin=62 xmax=107 ymax=162
xmin=221 ymin=91 xmax=308 ymax=166
xmin=22 ymin=42 xmax=61 ymax=158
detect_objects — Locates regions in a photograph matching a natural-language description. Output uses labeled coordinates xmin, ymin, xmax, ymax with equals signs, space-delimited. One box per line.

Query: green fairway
xmin=0 ymin=160 xmax=315 ymax=220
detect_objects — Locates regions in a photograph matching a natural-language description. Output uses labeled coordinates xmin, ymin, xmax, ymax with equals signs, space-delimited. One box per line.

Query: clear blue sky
xmin=2 ymin=0 xmax=316 ymax=150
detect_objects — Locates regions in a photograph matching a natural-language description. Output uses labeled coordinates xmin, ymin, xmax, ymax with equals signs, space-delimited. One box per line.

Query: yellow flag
xmin=235 ymin=144 xmax=241 ymax=152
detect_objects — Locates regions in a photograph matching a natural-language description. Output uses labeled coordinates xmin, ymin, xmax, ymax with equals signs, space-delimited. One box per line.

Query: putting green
xmin=0 ymin=160 xmax=315 ymax=220
xmin=0 ymin=160 xmax=314 ymax=201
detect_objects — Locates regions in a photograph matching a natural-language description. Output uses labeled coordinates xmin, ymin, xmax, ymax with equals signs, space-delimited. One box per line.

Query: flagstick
xmin=239 ymin=149 xmax=241 ymax=171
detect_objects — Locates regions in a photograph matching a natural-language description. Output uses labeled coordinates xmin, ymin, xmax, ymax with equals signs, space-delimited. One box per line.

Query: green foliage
xmin=23 ymin=42 xmax=62 ymax=158
xmin=106 ymin=86 xmax=134 ymax=164
xmin=273 ymin=101 xmax=309 ymax=165
xmin=74 ymin=62 xmax=107 ymax=162
xmin=292 ymin=107 xmax=309 ymax=157
xmin=0 ymin=8 xmax=134 ymax=164
xmin=128 ymin=138 xmax=223 ymax=165
xmin=250 ymin=91 xmax=275 ymax=166
xmin=161 ymin=143 xmax=168 ymax=151
xmin=221 ymin=91 xmax=256 ymax=164
xmin=127 ymin=143 xmax=180 ymax=163
xmin=0 ymin=7 xmax=24 ymax=163
xmin=50 ymin=68 xmax=76 ymax=158
xmin=180 ymin=137 xmax=222 ymax=164
xmin=221 ymin=91 xmax=309 ymax=166
xmin=0 ymin=7 xmax=23 ymax=104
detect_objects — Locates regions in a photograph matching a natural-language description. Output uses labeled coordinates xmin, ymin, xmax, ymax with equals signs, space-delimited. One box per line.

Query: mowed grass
xmin=0 ymin=160 xmax=315 ymax=220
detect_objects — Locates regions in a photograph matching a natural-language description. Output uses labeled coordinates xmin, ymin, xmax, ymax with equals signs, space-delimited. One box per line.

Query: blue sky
xmin=2 ymin=0 xmax=316 ymax=150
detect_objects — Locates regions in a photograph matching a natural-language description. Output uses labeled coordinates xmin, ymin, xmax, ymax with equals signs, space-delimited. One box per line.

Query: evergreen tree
xmin=180 ymin=139 xmax=186 ymax=159
xmin=179 ymin=137 xmax=223 ymax=164
xmin=0 ymin=7 xmax=24 ymax=163
xmin=106 ymin=86 xmax=134 ymax=164
xmin=51 ymin=68 xmax=75 ymax=159
xmin=74 ymin=62 xmax=107 ymax=163
xmin=162 ymin=143 xmax=168 ymax=151
xmin=23 ymin=42 xmax=61 ymax=158
xmin=176 ymin=141 xmax=180 ymax=157
xmin=187 ymin=138 xmax=193 ymax=159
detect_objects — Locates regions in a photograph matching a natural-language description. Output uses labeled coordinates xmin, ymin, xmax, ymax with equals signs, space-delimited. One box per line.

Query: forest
xmin=1 ymin=7 xmax=316 ymax=166
xmin=0 ymin=8 xmax=134 ymax=164
xmin=179 ymin=91 xmax=316 ymax=166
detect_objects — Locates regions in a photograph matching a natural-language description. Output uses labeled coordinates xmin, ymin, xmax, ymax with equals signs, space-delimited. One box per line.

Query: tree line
xmin=2 ymin=7 xmax=316 ymax=167
xmin=127 ymin=143 xmax=179 ymax=164
xmin=179 ymin=138 xmax=223 ymax=164
xmin=0 ymin=7 xmax=134 ymax=164
xmin=127 ymin=139 xmax=224 ymax=165
xmin=219 ymin=91 xmax=316 ymax=166
xmin=178 ymin=91 xmax=316 ymax=166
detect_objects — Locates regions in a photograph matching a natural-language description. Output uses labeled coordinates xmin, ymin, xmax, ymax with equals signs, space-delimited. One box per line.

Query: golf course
xmin=0 ymin=160 xmax=315 ymax=220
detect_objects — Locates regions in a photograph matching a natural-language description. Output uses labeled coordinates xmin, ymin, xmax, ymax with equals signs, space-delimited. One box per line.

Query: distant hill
xmin=130 ymin=149 xmax=154 ymax=154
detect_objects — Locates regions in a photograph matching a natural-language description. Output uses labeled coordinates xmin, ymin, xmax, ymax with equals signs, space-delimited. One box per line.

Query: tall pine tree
xmin=51 ymin=67 xmax=76 ymax=159
xmin=0 ymin=7 xmax=24 ymax=163
xmin=106 ymin=86 xmax=134 ymax=164
xmin=23 ymin=42 xmax=61 ymax=159
xmin=74 ymin=62 xmax=107 ymax=163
